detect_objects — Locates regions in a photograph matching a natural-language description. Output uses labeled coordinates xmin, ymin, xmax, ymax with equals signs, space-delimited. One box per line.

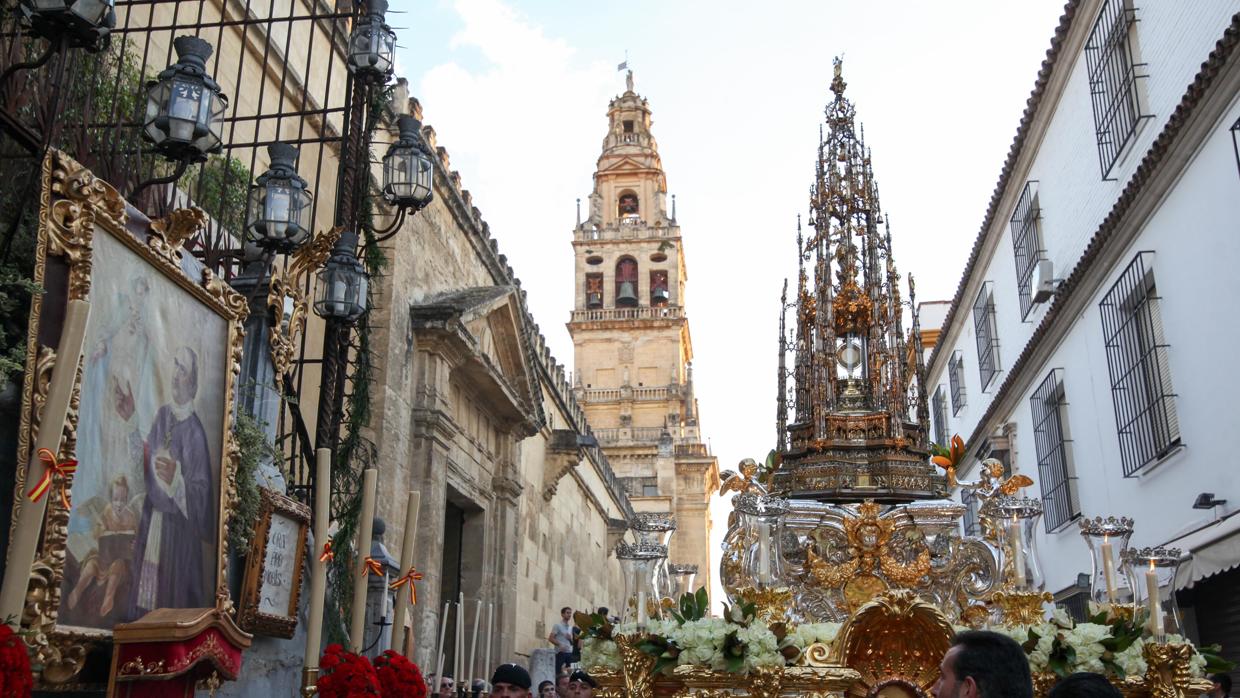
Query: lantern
xmin=143 ymin=36 xmax=228 ymax=163
xmin=246 ymin=142 xmax=313 ymax=253
xmin=20 ymin=0 xmax=115 ymax=51
xmin=347 ymin=0 xmax=396 ymax=82
xmin=314 ymin=232 xmax=368 ymax=322
xmin=382 ymin=115 xmax=434 ymax=211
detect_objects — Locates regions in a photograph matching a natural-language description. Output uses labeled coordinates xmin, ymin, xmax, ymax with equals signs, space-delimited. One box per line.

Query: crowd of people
xmin=420 ymin=616 xmax=1233 ymax=698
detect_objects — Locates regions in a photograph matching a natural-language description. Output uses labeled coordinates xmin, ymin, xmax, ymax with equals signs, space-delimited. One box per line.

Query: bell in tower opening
xmin=619 ymin=192 xmax=639 ymax=217
xmin=772 ymin=58 xmax=946 ymax=504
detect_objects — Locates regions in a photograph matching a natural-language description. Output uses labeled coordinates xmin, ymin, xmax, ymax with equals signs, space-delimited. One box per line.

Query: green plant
xmin=184 ymin=156 xmax=252 ymax=238
xmin=229 ymin=412 xmax=279 ymax=552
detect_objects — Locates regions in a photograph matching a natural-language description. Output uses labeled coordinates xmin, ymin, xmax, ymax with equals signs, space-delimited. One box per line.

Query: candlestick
xmin=1146 ymin=561 xmax=1164 ymax=639
xmin=483 ymin=602 xmax=494 ymax=682
xmin=467 ymin=598 xmax=481 ymax=689
xmin=435 ymin=601 xmax=449 ymax=684
xmin=1101 ymin=535 xmax=1117 ymax=604
xmin=391 ymin=491 xmax=421 ymax=655
xmin=303 ymin=449 xmax=332 ymax=676
xmin=1008 ymin=517 xmax=1026 ymax=588
xmin=349 ymin=468 xmax=379 ymax=652
xmin=0 ymin=299 xmax=90 ymax=626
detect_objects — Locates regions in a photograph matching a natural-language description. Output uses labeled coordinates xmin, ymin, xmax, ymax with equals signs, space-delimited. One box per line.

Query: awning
xmin=1167 ymin=512 xmax=1240 ymax=590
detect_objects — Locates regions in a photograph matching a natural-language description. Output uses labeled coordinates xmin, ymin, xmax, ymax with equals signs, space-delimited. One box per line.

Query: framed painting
xmin=238 ymin=488 xmax=309 ymax=638
xmin=9 ymin=150 xmax=247 ymax=687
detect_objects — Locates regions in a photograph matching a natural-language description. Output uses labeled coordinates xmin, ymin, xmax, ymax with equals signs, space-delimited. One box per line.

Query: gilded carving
xmin=616 ymin=634 xmax=656 ymax=698
xmin=147 ymin=207 xmax=207 ymax=265
xmin=989 ymin=589 xmax=1053 ymax=626
xmin=833 ymin=590 xmax=953 ymax=698
xmin=267 ymin=226 xmax=342 ymax=377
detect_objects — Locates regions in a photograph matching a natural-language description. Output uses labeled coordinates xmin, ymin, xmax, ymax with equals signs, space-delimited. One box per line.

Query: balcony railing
xmin=580 ymin=385 xmax=678 ymax=403
xmin=576 ymin=224 xmax=679 ymax=242
xmin=571 ymin=306 xmax=683 ymax=323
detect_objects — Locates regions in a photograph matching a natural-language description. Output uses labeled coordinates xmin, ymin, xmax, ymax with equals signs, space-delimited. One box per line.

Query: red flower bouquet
xmin=0 ymin=624 xmax=33 ymax=698
xmin=373 ymin=650 xmax=427 ymax=698
xmin=318 ymin=643 xmax=381 ymax=697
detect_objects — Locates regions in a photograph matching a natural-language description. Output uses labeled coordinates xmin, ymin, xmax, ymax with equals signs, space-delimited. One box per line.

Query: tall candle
xmin=637 ymin=590 xmax=648 ymax=627
xmin=483 ymin=602 xmax=494 ymax=685
xmin=1146 ymin=561 xmax=1164 ymax=639
xmin=757 ymin=522 xmax=772 ymax=583
xmin=467 ymin=598 xmax=481 ymax=689
xmin=1008 ymin=517 xmax=1026 ymax=587
xmin=304 ymin=449 xmax=332 ymax=670
xmin=391 ymin=491 xmax=421 ymax=655
xmin=1101 ymin=535 xmax=1117 ymax=604
xmin=456 ymin=593 xmax=465 ymax=688
xmin=349 ymin=468 xmax=379 ymax=652
xmin=0 ymin=299 xmax=90 ymax=626
xmin=434 ymin=601 xmax=449 ymax=684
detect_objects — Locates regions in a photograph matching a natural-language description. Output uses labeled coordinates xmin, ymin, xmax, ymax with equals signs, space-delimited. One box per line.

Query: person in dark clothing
xmin=1209 ymin=673 xmax=1233 ymax=698
xmin=1048 ymin=673 xmax=1122 ymax=698
xmin=933 ymin=630 xmax=1033 ymax=698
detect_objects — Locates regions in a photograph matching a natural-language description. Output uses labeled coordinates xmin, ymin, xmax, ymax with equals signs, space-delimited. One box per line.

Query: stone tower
xmin=569 ymin=71 xmax=719 ymax=593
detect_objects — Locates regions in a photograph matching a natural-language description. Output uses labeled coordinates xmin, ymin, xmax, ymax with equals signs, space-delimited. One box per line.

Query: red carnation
xmin=318 ymin=644 xmax=381 ymax=697
xmin=0 ymin=624 xmax=33 ymax=698
xmin=373 ymin=650 xmax=427 ymax=698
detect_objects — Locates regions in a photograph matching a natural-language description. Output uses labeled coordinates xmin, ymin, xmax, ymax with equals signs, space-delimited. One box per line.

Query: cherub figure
xmin=68 ymin=474 xmax=139 ymax=617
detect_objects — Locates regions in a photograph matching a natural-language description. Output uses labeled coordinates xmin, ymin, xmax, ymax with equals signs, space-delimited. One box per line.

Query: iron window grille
xmin=1010 ymin=181 xmax=1044 ymax=319
xmin=1059 ymin=587 xmax=1091 ymax=623
xmin=948 ymin=350 xmax=966 ymax=415
xmin=932 ymin=385 xmax=948 ymax=448
xmin=961 ymin=488 xmax=981 ymax=537
xmin=1084 ymin=0 xmax=1151 ymax=180
xmin=1099 ymin=252 xmax=1180 ymax=476
xmin=973 ymin=282 xmax=1001 ymax=390
xmin=1031 ymin=369 xmax=1079 ymax=532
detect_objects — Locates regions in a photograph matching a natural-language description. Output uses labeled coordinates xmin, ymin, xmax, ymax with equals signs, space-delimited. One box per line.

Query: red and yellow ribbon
xmin=388 ymin=566 xmax=423 ymax=605
xmin=319 ymin=540 xmax=334 ymax=562
xmin=26 ymin=448 xmax=77 ymax=510
xmin=362 ymin=556 xmax=383 ymax=577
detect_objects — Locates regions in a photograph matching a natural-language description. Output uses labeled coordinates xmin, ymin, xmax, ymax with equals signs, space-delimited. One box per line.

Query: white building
xmin=922 ymin=0 xmax=1240 ymax=666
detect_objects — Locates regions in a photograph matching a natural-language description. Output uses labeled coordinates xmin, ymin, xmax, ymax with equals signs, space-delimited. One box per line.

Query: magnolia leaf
xmin=695 ymin=587 xmax=710 ymax=617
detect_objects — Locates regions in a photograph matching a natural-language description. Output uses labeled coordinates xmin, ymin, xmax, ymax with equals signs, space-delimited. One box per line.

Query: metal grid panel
xmin=1009 ymin=180 xmax=1042 ymax=320
xmin=1031 ymin=369 xmax=1078 ymax=531
xmin=1099 ymin=251 xmax=1179 ymax=476
xmin=961 ymin=488 xmax=981 ymax=537
xmin=932 ymin=385 xmax=948 ymax=448
xmin=1084 ymin=0 xmax=1150 ymax=180
xmin=973 ymin=282 xmax=1000 ymax=390
xmin=948 ymin=350 xmax=966 ymax=415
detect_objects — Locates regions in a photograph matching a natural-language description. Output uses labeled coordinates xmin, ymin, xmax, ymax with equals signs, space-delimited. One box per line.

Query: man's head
xmin=429 ymin=672 xmax=454 ymax=698
xmin=172 ymin=346 xmax=199 ymax=406
xmin=561 ymin=606 xmax=573 ymax=622
xmin=1210 ymin=673 xmax=1233 ymax=698
xmin=538 ymin=680 xmax=556 ymax=697
xmin=1047 ymin=673 xmax=1122 ymax=698
xmin=568 ymin=670 xmax=597 ymax=698
xmin=596 ymin=607 xmax=609 ymax=618
xmin=934 ymin=630 xmax=1033 ymax=698
xmin=556 ymin=672 xmax=570 ymax=696
xmin=491 ymin=663 xmax=532 ymax=698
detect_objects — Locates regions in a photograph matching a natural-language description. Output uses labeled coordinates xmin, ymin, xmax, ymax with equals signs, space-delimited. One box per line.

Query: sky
xmin=390 ymin=0 xmax=1070 ymax=606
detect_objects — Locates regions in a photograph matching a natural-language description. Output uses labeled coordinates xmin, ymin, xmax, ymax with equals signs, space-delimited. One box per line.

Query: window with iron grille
xmin=1085 ymin=0 xmax=1150 ymax=180
xmin=949 ymin=351 xmax=966 ymax=415
xmin=1031 ymin=369 xmax=1078 ymax=531
xmin=1099 ymin=252 xmax=1180 ymax=476
xmin=1010 ymin=181 xmax=1044 ymax=319
xmin=1059 ymin=588 xmax=1091 ymax=623
xmin=973 ymin=283 xmax=1001 ymax=390
xmin=961 ymin=488 xmax=981 ymax=537
xmin=933 ymin=386 xmax=948 ymax=448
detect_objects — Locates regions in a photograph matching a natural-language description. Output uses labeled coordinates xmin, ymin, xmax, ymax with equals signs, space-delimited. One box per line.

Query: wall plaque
xmin=239 ymin=487 xmax=310 ymax=638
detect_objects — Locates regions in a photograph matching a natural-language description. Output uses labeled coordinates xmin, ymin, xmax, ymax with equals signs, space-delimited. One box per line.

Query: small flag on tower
xmin=617 ymin=60 xmax=627 ymax=72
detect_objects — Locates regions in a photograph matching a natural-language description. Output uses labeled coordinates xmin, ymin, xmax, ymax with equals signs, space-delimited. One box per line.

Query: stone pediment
xmin=596 ymin=155 xmax=660 ymax=174
xmin=409 ymin=286 xmax=544 ymax=435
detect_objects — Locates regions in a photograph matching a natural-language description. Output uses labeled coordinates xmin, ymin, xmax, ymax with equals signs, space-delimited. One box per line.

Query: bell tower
xmin=569 ymin=71 xmax=719 ymax=593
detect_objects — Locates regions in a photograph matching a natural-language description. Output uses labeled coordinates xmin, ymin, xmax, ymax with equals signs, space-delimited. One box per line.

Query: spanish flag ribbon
xmin=26 ymin=448 xmax=77 ymax=510
xmin=319 ymin=540 xmax=334 ymax=562
xmin=389 ymin=567 xmax=423 ymax=605
xmin=362 ymin=556 xmax=383 ymax=577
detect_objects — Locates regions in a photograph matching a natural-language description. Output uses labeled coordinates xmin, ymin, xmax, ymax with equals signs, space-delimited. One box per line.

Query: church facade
xmin=568 ymin=73 xmax=721 ymax=592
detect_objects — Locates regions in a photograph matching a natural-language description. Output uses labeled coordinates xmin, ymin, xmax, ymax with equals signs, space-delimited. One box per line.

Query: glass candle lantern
xmin=21 ymin=0 xmax=115 ymax=51
xmin=630 ymin=513 xmax=676 ymax=599
xmin=143 ymin=36 xmax=228 ymax=163
xmin=992 ymin=496 xmax=1045 ymax=592
xmin=1078 ymin=515 xmax=1135 ymax=609
xmin=615 ymin=541 xmax=667 ymax=629
xmin=1124 ymin=546 xmax=1183 ymax=641
xmin=667 ymin=563 xmax=699 ymax=599
xmin=734 ymin=492 xmax=790 ymax=590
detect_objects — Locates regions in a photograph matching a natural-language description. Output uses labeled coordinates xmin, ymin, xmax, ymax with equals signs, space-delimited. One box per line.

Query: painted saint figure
xmin=129 ymin=346 xmax=215 ymax=616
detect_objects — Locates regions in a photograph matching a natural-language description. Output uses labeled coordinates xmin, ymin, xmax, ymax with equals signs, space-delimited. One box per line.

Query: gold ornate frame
xmin=237 ymin=487 xmax=309 ymax=638
xmin=9 ymin=150 xmax=248 ymax=688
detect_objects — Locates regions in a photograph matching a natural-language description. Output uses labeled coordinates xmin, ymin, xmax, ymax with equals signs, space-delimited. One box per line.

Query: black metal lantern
xmin=20 ymin=0 xmax=115 ymax=51
xmin=247 ymin=142 xmax=313 ymax=253
xmin=347 ymin=0 xmax=396 ymax=82
xmin=382 ymin=115 xmax=434 ymax=211
xmin=143 ymin=36 xmax=228 ymax=163
xmin=314 ymin=232 xmax=368 ymax=322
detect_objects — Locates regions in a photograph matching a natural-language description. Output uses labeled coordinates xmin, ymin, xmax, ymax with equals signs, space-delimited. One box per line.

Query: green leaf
xmin=695 ymin=587 xmax=710 ymax=618
xmin=652 ymin=656 xmax=678 ymax=675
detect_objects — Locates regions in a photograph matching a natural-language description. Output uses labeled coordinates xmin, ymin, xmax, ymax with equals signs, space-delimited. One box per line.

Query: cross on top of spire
xmin=830 ymin=56 xmax=847 ymax=96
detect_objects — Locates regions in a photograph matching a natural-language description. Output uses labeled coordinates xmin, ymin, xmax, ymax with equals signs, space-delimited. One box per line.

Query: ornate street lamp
xmin=347 ymin=0 xmax=396 ymax=82
xmin=314 ymin=231 xmax=368 ymax=322
xmin=247 ymin=142 xmax=313 ymax=253
xmin=374 ymin=115 xmax=434 ymax=239
xmin=142 ymin=36 xmax=228 ymax=165
xmin=19 ymin=0 xmax=115 ymax=52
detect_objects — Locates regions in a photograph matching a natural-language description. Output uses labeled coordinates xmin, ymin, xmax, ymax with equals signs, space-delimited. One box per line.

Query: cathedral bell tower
xmin=569 ymin=71 xmax=720 ymax=592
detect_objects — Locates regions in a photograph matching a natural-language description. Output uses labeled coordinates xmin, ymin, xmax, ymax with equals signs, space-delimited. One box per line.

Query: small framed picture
xmin=238 ymin=488 xmax=310 ymax=638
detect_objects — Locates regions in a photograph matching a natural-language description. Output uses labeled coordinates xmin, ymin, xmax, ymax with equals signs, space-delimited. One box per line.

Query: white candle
xmin=0 ymin=299 xmax=90 ymax=626
xmin=1101 ymin=535 xmax=1117 ymax=604
xmin=483 ymin=602 xmax=494 ymax=684
xmin=349 ymin=468 xmax=379 ymax=652
xmin=434 ymin=602 xmax=449 ymax=684
xmin=456 ymin=593 xmax=465 ymax=687
xmin=1146 ymin=562 xmax=1164 ymax=639
xmin=757 ymin=522 xmax=772 ymax=583
xmin=391 ymin=491 xmax=421 ymax=655
xmin=1008 ymin=517 xmax=1026 ymax=587
xmin=467 ymin=598 xmax=481 ymax=688
xmin=637 ymin=590 xmax=648 ymax=627
xmin=304 ymin=448 xmax=332 ymax=669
